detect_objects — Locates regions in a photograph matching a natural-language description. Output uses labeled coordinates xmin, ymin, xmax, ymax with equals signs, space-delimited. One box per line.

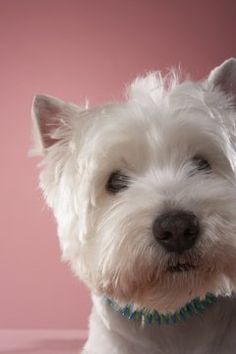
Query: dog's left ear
xmin=208 ymin=58 xmax=236 ymax=105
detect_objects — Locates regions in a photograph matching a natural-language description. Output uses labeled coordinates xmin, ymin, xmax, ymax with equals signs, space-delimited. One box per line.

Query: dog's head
xmin=32 ymin=59 xmax=236 ymax=313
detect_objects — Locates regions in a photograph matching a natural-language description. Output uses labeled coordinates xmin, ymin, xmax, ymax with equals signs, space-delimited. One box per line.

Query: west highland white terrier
xmin=32 ymin=58 xmax=236 ymax=353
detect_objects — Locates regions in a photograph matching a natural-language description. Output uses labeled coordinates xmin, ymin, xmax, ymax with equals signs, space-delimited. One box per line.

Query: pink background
xmin=0 ymin=0 xmax=235 ymax=330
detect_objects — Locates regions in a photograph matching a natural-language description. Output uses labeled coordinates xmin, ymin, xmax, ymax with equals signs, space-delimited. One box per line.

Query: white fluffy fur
xmin=32 ymin=59 xmax=236 ymax=353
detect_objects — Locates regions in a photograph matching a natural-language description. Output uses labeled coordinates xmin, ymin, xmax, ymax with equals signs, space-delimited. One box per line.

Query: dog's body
xmin=32 ymin=58 xmax=236 ymax=353
xmin=84 ymin=295 xmax=236 ymax=354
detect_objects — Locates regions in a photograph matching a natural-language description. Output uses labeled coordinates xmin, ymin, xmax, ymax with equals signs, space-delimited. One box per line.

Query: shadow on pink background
xmin=0 ymin=0 xmax=235 ymax=333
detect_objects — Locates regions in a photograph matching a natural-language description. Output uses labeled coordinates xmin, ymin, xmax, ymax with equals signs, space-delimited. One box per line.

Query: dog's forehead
xmin=88 ymin=99 xmax=218 ymax=149
xmin=78 ymin=99 xmax=224 ymax=174
xmin=74 ymin=79 xmax=230 ymax=171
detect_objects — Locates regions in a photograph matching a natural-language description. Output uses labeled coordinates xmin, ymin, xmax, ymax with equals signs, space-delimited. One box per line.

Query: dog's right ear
xmin=31 ymin=95 xmax=78 ymax=155
xmin=208 ymin=58 xmax=236 ymax=106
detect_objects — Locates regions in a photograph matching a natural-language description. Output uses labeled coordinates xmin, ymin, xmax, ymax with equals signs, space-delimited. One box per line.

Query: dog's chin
xmin=135 ymin=269 xmax=205 ymax=313
xmin=138 ymin=264 xmax=232 ymax=313
xmin=100 ymin=257 xmax=226 ymax=314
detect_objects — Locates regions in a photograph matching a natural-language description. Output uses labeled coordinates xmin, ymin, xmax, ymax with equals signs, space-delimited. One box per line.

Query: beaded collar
xmin=104 ymin=293 xmax=217 ymax=326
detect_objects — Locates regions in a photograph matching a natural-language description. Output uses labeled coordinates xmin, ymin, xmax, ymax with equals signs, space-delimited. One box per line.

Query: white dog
xmin=32 ymin=58 xmax=236 ymax=353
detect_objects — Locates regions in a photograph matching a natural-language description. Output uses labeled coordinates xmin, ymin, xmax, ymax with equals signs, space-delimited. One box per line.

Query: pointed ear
xmin=208 ymin=58 xmax=236 ymax=105
xmin=31 ymin=95 xmax=76 ymax=155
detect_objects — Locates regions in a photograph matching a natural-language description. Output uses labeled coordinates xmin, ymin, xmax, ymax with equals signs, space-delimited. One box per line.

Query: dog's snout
xmin=152 ymin=211 xmax=200 ymax=254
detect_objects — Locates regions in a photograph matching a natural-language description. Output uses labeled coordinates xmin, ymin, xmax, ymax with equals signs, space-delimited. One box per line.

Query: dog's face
xmin=32 ymin=59 xmax=236 ymax=313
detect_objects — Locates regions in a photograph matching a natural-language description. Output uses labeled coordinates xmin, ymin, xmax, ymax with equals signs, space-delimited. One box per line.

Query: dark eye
xmin=106 ymin=171 xmax=130 ymax=193
xmin=192 ymin=156 xmax=211 ymax=173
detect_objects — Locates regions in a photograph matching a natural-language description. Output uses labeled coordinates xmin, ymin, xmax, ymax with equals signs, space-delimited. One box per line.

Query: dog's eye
xmin=192 ymin=156 xmax=211 ymax=173
xmin=106 ymin=171 xmax=130 ymax=193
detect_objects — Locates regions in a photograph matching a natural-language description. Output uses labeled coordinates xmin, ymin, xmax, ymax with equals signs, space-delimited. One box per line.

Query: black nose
xmin=153 ymin=211 xmax=200 ymax=254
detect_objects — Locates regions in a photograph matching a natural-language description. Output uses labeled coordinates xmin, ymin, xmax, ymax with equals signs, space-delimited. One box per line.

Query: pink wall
xmin=0 ymin=0 xmax=235 ymax=329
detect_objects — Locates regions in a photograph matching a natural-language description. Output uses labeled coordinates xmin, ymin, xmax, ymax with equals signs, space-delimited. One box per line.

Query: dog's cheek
xmin=39 ymin=155 xmax=97 ymax=277
xmin=221 ymin=245 xmax=236 ymax=291
xmin=93 ymin=242 xmax=161 ymax=303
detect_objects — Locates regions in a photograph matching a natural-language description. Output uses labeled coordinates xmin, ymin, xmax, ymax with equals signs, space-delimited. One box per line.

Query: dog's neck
xmin=104 ymin=293 xmax=217 ymax=326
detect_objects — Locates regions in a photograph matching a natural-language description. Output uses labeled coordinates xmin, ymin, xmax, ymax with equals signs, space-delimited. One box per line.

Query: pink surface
xmin=0 ymin=330 xmax=86 ymax=354
xmin=0 ymin=0 xmax=235 ymax=330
